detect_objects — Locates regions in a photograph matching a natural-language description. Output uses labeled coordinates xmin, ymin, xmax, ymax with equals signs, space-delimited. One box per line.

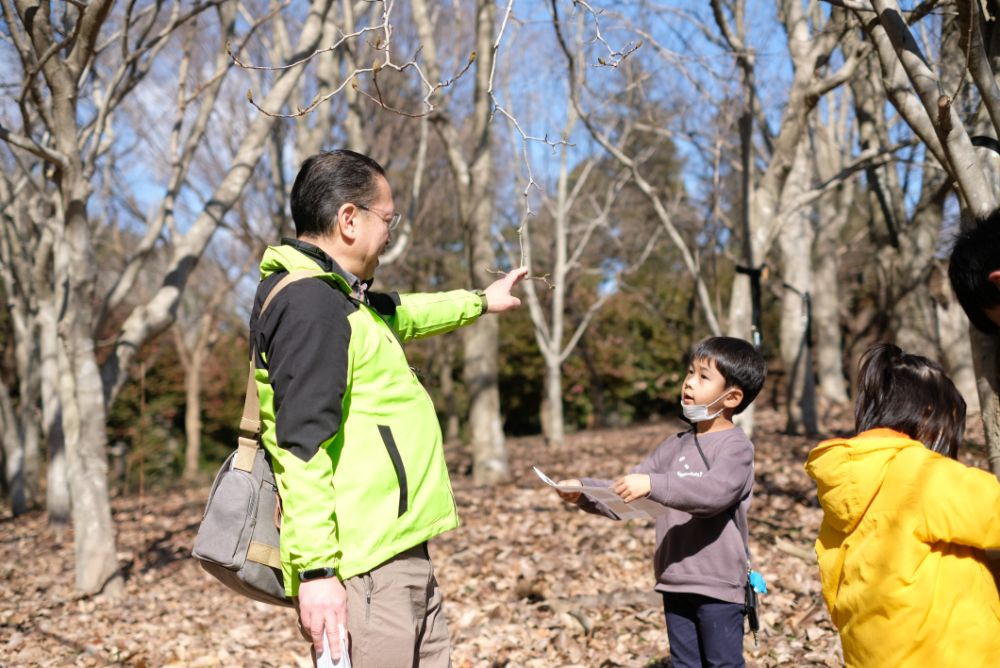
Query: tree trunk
xmin=40 ymin=299 xmax=70 ymax=524
xmin=544 ymin=358 xmax=565 ymax=448
xmin=778 ymin=146 xmax=818 ymax=435
xmin=810 ymin=95 xmax=853 ymax=409
xmin=59 ymin=194 xmax=123 ymax=596
xmin=439 ymin=340 xmax=460 ymax=443
xmin=0 ymin=395 xmax=28 ymax=516
xmin=464 ymin=316 xmax=508 ymax=485
xmin=811 ymin=230 xmax=849 ymax=407
xmin=183 ymin=344 xmax=204 ymax=480
xmin=892 ymin=286 xmax=938 ymax=359
xmin=936 ymin=295 xmax=981 ymax=414
xmin=0 ymin=284 xmax=40 ymax=516
xmin=971 ymin=329 xmax=1000 ymax=477
xmin=59 ymin=322 xmax=122 ymax=595
xmin=462 ymin=0 xmax=507 ymax=485
xmin=46 ymin=427 xmax=70 ymax=525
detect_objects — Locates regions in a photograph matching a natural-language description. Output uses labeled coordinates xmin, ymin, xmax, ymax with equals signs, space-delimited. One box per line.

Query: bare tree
xmin=172 ymin=250 xmax=254 ymax=480
xmin=811 ymin=98 xmax=856 ymax=410
xmin=847 ymin=0 xmax=999 ymax=469
xmin=778 ymin=143 xmax=819 ymax=434
xmin=550 ymin=2 xmax=724 ymax=339
xmin=0 ymin=179 xmax=42 ymax=515
xmin=0 ymin=0 xmax=335 ymax=595
xmin=407 ymin=0 xmax=513 ymax=484
xmin=709 ymin=0 xmax=860 ymax=433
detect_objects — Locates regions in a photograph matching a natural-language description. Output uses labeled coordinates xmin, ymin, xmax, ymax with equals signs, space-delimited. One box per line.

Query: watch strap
xmin=298 ymin=566 xmax=337 ymax=582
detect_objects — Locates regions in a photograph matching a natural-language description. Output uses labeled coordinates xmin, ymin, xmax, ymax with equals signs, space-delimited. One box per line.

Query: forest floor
xmin=0 ymin=407 xmax=990 ymax=667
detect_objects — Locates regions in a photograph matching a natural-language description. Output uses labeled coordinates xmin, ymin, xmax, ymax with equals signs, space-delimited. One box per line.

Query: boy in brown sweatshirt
xmin=556 ymin=336 xmax=766 ymax=668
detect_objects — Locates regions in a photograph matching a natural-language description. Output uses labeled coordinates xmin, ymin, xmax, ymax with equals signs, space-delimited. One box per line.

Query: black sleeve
xmin=255 ymin=278 xmax=353 ymax=463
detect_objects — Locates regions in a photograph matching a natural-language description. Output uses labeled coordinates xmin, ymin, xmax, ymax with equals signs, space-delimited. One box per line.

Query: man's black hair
xmin=290 ymin=150 xmax=386 ymax=238
xmin=948 ymin=213 xmax=1000 ymax=333
xmin=690 ymin=336 xmax=766 ymax=414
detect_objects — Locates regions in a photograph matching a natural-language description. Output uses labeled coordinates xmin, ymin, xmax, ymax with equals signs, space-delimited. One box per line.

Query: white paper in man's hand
xmin=315 ymin=625 xmax=351 ymax=668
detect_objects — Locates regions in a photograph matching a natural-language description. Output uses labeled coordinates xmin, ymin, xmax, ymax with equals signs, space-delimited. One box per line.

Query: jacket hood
xmin=259 ymin=243 xmax=351 ymax=293
xmin=805 ymin=428 xmax=921 ymax=534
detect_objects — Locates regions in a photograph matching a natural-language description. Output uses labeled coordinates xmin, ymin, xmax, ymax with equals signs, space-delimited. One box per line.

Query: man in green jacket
xmin=251 ymin=150 xmax=527 ymax=666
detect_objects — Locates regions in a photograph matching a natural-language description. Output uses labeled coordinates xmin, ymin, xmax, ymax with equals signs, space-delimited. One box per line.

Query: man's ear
xmin=337 ymin=202 xmax=359 ymax=242
xmin=989 ymin=268 xmax=1000 ymax=288
xmin=723 ymin=387 xmax=743 ymax=410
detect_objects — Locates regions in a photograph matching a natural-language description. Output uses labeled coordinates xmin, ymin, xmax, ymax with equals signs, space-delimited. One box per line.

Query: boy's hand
xmin=613 ymin=474 xmax=651 ymax=503
xmin=556 ymin=479 xmax=582 ymax=503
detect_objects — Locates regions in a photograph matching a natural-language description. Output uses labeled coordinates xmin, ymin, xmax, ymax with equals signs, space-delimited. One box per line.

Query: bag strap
xmin=233 ymin=269 xmax=327 ymax=472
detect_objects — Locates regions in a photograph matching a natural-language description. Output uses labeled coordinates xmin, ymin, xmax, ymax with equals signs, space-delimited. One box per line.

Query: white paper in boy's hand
xmin=533 ymin=466 xmax=666 ymax=520
xmin=315 ymin=625 xmax=350 ymax=668
xmin=533 ymin=466 xmax=582 ymax=491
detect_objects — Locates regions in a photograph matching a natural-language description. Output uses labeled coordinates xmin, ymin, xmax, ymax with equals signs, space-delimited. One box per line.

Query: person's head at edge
xmin=290 ymin=149 xmax=396 ymax=281
xmin=948 ymin=214 xmax=1000 ymax=333
xmin=854 ymin=342 xmax=966 ymax=459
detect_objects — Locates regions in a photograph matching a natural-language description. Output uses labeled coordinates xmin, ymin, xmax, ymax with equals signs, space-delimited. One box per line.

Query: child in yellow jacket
xmin=805 ymin=343 xmax=1000 ymax=667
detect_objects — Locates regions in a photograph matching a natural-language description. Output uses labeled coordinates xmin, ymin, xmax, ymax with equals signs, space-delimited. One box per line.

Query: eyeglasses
xmin=356 ymin=203 xmax=401 ymax=231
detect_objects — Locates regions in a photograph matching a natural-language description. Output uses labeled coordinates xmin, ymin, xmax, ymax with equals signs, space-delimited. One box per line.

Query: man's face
xmin=355 ymin=176 xmax=396 ymax=280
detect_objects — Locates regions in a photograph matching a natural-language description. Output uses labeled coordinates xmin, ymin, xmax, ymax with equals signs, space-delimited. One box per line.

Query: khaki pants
xmin=301 ymin=543 xmax=452 ymax=668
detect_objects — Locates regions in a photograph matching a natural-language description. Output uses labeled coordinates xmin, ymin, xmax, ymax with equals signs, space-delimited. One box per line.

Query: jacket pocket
xmin=377 ymin=425 xmax=408 ymax=517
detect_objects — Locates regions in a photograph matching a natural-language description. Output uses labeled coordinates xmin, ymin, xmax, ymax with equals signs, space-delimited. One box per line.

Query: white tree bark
xmin=811 ymin=112 xmax=852 ymax=407
xmin=715 ymin=0 xmax=855 ymax=434
xmin=937 ymin=290 xmax=982 ymax=414
xmin=778 ymin=144 xmax=818 ymax=435
xmin=861 ymin=0 xmax=1000 ymax=469
xmin=1 ymin=0 xmax=335 ymax=595
xmin=412 ymin=0 xmax=509 ymax=483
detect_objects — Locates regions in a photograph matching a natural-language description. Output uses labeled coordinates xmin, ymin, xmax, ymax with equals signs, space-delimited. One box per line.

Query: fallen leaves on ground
xmin=1 ymin=408 xmax=989 ymax=666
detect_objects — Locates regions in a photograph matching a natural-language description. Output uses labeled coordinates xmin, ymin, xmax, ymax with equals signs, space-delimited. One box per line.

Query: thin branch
xmin=0 ymin=125 xmax=68 ymax=166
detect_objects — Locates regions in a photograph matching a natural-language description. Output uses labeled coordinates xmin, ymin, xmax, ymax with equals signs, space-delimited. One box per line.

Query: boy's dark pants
xmin=662 ymin=592 xmax=745 ymax=668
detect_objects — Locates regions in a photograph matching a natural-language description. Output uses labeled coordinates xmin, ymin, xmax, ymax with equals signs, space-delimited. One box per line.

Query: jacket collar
xmin=280 ymin=237 xmax=374 ymax=295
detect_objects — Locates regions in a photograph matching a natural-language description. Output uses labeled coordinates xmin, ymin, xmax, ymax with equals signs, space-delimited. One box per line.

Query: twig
xmin=774 ymin=537 xmax=817 ymax=563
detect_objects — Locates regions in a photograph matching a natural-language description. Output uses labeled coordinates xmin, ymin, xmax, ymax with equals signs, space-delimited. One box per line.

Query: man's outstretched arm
xmin=377 ymin=266 xmax=529 ymax=341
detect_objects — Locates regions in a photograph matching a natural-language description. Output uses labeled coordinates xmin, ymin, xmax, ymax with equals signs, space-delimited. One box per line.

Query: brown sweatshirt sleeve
xmin=642 ymin=429 xmax=753 ymax=517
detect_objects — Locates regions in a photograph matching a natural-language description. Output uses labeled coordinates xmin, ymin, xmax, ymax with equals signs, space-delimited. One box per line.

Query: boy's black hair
xmin=854 ymin=343 xmax=965 ymax=459
xmin=690 ymin=336 xmax=766 ymax=415
xmin=948 ymin=213 xmax=1000 ymax=333
xmin=290 ymin=150 xmax=386 ymax=238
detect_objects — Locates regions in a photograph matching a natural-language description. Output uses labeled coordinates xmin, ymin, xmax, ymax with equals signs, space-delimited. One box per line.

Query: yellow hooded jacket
xmin=804 ymin=428 xmax=1000 ymax=667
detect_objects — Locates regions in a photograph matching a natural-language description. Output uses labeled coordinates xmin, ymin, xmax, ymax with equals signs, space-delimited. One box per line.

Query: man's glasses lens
xmin=358 ymin=204 xmax=401 ymax=231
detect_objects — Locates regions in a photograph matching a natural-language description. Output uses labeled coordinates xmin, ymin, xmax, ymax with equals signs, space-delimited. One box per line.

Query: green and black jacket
xmin=251 ymin=240 xmax=485 ymax=596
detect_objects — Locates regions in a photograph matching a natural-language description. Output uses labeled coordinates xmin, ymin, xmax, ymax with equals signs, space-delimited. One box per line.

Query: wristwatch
xmin=474 ymin=289 xmax=488 ymax=315
xmin=298 ymin=566 xmax=336 ymax=582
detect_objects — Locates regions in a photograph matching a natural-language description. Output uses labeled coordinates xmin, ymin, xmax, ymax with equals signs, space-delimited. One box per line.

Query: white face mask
xmin=681 ymin=391 xmax=731 ymax=423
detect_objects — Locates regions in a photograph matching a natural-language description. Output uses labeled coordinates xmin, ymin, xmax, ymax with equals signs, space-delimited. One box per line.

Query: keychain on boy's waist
xmin=745 ymin=568 xmax=767 ymax=646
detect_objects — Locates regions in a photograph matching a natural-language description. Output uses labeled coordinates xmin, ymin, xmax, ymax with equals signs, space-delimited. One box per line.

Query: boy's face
xmin=682 ymin=357 xmax=732 ymax=408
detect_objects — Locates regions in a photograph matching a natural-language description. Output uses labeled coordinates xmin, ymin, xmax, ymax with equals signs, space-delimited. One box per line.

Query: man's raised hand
xmin=484 ymin=266 xmax=529 ymax=314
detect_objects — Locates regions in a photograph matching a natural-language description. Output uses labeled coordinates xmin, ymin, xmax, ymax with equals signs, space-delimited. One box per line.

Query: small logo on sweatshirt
xmin=676 ymin=456 xmax=704 ymax=478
